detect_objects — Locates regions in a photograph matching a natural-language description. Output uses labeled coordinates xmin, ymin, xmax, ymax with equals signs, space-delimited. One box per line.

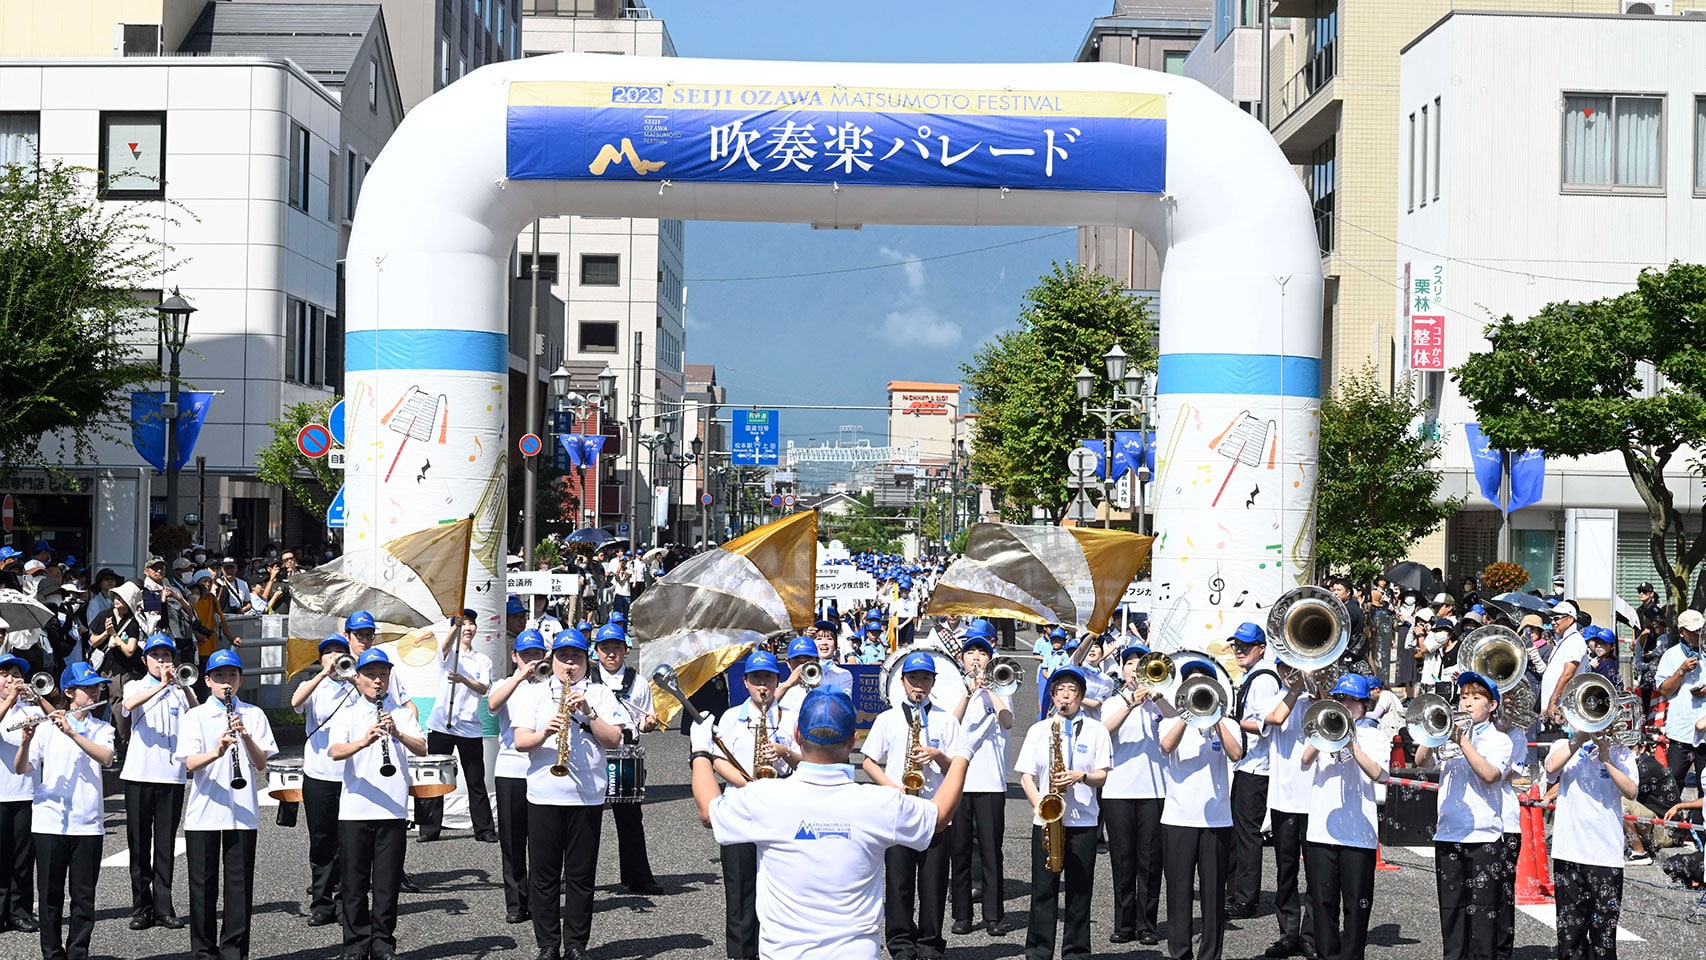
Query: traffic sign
xmin=518 ymin=433 xmax=543 ymax=457
xmin=328 ymin=449 xmax=347 ymax=470
xmin=701 ymin=493 xmax=713 ymax=506
xmin=1 ymin=494 xmax=12 ymax=533
xmin=297 ymin=423 xmax=333 ymax=459
xmin=326 ymin=485 xmax=347 ymax=528
xmin=783 ymin=495 xmax=796 ymax=508
xmin=733 ymin=410 xmax=781 ymax=466
xmin=328 ymin=399 xmax=346 ymax=446
xmin=770 ymin=494 xmax=783 ymax=507
xmin=1067 ymin=446 xmax=1099 ymax=476
xmin=615 ymin=523 xmax=631 ymax=536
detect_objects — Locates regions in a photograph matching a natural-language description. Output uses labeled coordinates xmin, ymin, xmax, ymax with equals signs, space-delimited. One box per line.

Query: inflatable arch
xmin=343 ymin=54 xmax=1322 ymax=658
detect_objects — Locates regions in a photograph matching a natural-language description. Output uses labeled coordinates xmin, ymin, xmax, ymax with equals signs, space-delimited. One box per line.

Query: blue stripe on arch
xmin=345 ymin=330 xmax=509 ymax=374
xmin=1157 ymin=354 xmax=1322 ymax=399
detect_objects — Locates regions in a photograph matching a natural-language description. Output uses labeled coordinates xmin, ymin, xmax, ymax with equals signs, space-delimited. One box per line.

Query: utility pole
xmin=522 ymin=220 xmax=541 ymax=568
xmin=626 ymin=331 xmax=643 ymax=543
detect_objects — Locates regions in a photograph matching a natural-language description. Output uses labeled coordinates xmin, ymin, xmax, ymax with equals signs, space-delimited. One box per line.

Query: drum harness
xmin=589 ymin=666 xmax=641 ymax=745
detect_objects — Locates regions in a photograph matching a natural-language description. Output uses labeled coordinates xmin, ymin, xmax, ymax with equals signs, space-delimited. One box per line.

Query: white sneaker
xmin=1626 ymin=853 xmax=1653 ymax=866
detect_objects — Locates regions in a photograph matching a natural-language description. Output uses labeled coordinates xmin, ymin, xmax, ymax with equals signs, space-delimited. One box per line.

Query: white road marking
xmin=1517 ymin=903 xmax=1644 ymax=942
xmin=102 ymin=836 xmax=186 ymax=869
xmin=1403 ymin=846 xmax=1435 ymax=858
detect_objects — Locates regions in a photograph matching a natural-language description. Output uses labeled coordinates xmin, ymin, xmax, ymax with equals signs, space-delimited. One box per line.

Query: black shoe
xmin=476 ymin=831 xmax=500 ymax=843
xmin=307 ymin=911 xmax=337 ymax=927
xmin=129 ymin=915 xmax=155 ymax=931
xmin=1226 ymin=900 xmax=1258 ymax=919
xmin=969 ymin=885 xmax=982 ymax=901
xmin=1139 ymin=931 xmax=1160 ymax=946
xmin=11 ymin=914 xmax=37 ymax=934
xmin=157 ymin=914 xmax=187 ymax=930
xmin=951 ymin=919 xmax=974 ymax=935
xmin=1265 ymin=937 xmax=1302 ymax=958
xmin=505 ymin=909 xmax=531 ymax=924
xmin=627 ymin=880 xmax=665 ymax=895
xmin=532 ymin=950 xmax=560 ymax=960
xmin=400 ymin=875 xmax=422 ymax=894
xmin=566 ymin=948 xmax=593 ymax=960
xmin=417 ymin=831 xmax=441 ymax=843
xmin=1110 ymin=930 xmax=1137 ymax=944
xmin=371 ymin=949 xmax=397 ymax=960
xmin=986 ymin=917 xmax=1008 ymax=936
xmin=1302 ymin=944 xmax=1321 ymax=960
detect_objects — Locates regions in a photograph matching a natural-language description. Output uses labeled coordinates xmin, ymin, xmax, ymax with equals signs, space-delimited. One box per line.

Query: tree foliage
xmin=1314 ymin=367 xmax=1461 ymax=584
xmin=0 ymin=160 xmax=177 ymax=470
xmin=819 ymin=492 xmax=904 ymax=555
xmin=255 ymin=399 xmax=340 ymax=516
xmin=961 ymin=263 xmax=1156 ymax=522
xmin=1453 ymin=262 xmax=1706 ymax=615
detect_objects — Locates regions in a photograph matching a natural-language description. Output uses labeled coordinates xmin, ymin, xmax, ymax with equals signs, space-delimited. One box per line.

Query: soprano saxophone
xmin=1037 ymin=716 xmax=1066 ymax=873
xmin=549 ymin=679 xmax=576 ymax=778
xmin=900 ymin=703 xmax=925 ymax=795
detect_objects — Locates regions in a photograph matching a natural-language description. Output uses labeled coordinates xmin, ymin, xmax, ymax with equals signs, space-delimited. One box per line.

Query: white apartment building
xmin=1398 ymin=10 xmax=1706 ymax=619
xmin=518 ymin=0 xmax=687 ymax=541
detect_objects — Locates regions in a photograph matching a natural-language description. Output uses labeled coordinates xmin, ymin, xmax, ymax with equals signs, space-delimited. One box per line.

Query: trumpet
xmin=7 ymin=699 xmax=110 ymax=732
xmin=172 ymin=663 xmax=200 ymax=689
xmin=331 ymin=654 xmax=357 ymax=682
xmin=21 ymin=672 xmax=56 ymax=703
xmin=1303 ymin=700 xmax=1354 ymax=757
xmin=530 ymin=660 xmax=553 ymax=682
xmin=797 ymin=660 xmax=824 ymax=689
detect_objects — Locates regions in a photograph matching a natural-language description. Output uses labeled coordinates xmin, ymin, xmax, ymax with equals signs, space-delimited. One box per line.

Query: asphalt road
xmin=22 ymin=678 xmax=1706 ymax=960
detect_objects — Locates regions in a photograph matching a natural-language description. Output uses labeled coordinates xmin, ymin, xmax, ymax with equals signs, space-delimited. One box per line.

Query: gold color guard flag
xmin=383 ymin=517 xmax=474 ymax=619
xmin=927 ymin=522 xmax=1152 ymax=634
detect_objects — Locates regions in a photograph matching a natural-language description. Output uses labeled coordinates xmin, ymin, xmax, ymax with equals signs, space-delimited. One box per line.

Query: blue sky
xmin=644 ymin=0 xmax=1111 ymax=449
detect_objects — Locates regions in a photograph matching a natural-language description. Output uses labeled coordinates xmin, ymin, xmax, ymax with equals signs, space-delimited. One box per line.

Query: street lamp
xmin=157 ymin=288 xmax=196 ymax=528
xmin=1077 ymin=343 xmax=1153 ymax=531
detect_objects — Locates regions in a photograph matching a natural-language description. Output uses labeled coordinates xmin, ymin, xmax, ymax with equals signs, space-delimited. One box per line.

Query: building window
xmin=0 ymin=112 xmax=39 ymax=168
xmin=120 ymin=23 xmax=160 ymax=56
xmin=440 ymin=36 xmax=451 ymax=86
xmin=580 ymin=253 xmax=620 ymax=286
xmin=1695 ymin=96 xmax=1706 ymax=196
xmin=1163 ymin=50 xmax=1188 ymax=75
xmin=327 ymin=149 xmax=338 ymax=221
xmin=1309 ymin=137 xmax=1336 ymax=255
xmin=1418 ymin=105 xmax=1428 ymax=208
xmin=368 ymin=59 xmax=378 ymax=111
xmin=285 ymin=298 xmax=330 ymax=387
xmin=1432 ymin=97 xmax=1442 ymax=202
xmin=579 ymin=320 xmax=619 ymax=353
xmin=1406 ymin=112 xmax=1415 ymax=213
xmin=98 ymin=112 xmax=166 ymax=199
xmin=287 ymin=122 xmax=311 ymax=212
xmin=345 ymin=149 xmax=361 ymax=220
xmin=519 ymin=253 xmax=558 ymax=284
xmin=1562 ymin=93 xmax=1663 ymax=191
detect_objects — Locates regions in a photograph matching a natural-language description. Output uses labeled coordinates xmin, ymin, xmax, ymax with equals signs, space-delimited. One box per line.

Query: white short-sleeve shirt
xmin=120 ymin=678 xmax=189 ymax=784
xmin=0 ymin=701 xmax=44 ymax=803
xmin=866 ymin=703 xmax=960 ymax=800
xmin=1103 ymin=699 xmax=1166 ymax=801
xmin=1657 ymin=643 xmax=1705 ymax=745
xmin=335 ymin=693 xmax=423 ymax=821
xmin=303 ymin=680 xmax=359 ymax=781
xmin=428 ymin=648 xmax=492 ymax=739
xmin=1234 ymin=662 xmax=1284 ymax=775
xmin=1499 ymin=727 xmax=1528 ymax=834
xmin=175 ymin=698 xmax=279 ymax=832
xmin=960 ymin=690 xmax=1010 ymax=794
xmin=1267 ymin=694 xmax=1313 ymax=815
xmin=1014 ymin=713 xmax=1113 ymax=827
xmin=709 ymin=761 xmax=935 ymax=960
xmin=1541 ymin=628 xmax=1588 ymax=711
xmin=1547 ymin=739 xmax=1638 ymax=868
xmin=496 ymin=677 xmax=546 ymax=780
xmin=522 ymin=679 xmax=619 ymax=806
xmin=1160 ymin=718 xmax=1235 ymax=828
xmin=716 ymin=700 xmax=797 ymax=780
xmin=29 ymin=714 xmax=115 ymax=836
xmin=1306 ymin=723 xmax=1391 ymax=849
xmin=1433 ymin=721 xmax=1514 ymax=844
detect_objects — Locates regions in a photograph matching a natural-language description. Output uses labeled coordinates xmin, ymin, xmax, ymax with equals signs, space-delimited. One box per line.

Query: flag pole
xmin=444 ymin=514 xmax=475 ymax=721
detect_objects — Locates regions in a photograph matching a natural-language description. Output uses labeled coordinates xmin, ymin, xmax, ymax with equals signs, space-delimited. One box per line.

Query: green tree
xmin=0 ymin=160 xmax=178 ymax=470
xmin=255 ymin=399 xmax=340 ymax=516
xmin=1453 ymin=262 xmax=1706 ymax=614
xmin=1314 ymin=367 xmax=1461 ymax=583
xmin=961 ymin=263 xmax=1155 ymax=522
xmin=820 ymin=492 xmax=904 ymax=555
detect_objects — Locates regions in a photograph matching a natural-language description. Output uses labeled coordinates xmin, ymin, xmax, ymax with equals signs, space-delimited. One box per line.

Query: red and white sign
xmin=1408 ymin=315 xmax=1445 ymax=371
xmin=1 ymin=494 xmax=13 ymax=533
xmin=296 ymin=423 xmax=333 ymax=458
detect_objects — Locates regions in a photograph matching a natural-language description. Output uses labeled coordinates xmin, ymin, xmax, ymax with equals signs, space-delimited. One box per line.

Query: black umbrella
xmin=1381 ymin=561 xmax=1440 ymax=596
xmin=565 ymin=528 xmax=614 ymax=545
xmin=1492 ymin=591 xmax=1555 ymax=616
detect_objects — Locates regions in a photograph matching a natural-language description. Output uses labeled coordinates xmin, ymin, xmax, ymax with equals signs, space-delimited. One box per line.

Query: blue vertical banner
xmin=557 ymin=434 xmax=583 ymax=468
xmin=1078 ymin=440 xmax=1107 ymax=481
xmin=1506 ymin=448 xmax=1547 ymax=514
xmin=581 ymin=434 xmax=607 ymax=463
xmin=733 ymin=410 xmax=780 ymax=466
xmin=1113 ymin=430 xmax=1159 ymax=480
xmin=1463 ymin=423 xmax=1505 ymax=511
xmin=130 ymin=391 xmax=216 ymax=472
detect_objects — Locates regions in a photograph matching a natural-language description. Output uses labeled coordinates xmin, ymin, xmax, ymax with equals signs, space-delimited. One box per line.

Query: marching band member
xmin=0 ymin=655 xmax=41 ymax=935
xmin=1300 ymin=674 xmax=1390 ymax=960
xmin=589 ymin=623 xmax=663 ymax=896
xmin=1227 ymin=622 xmax=1282 ymax=920
xmin=328 ymin=649 xmax=428 ymax=960
xmin=1017 ymin=665 xmax=1112 ymax=960
xmin=711 ymin=650 xmax=793 ymax=960
xmin=119 ymin=632 xmax=195 ymax=931
xmin=291 ymin=631 xmax=359 ymax=926
xmin=1417 ymin=672 xmax=1513 ymax=960
xmin=1543 ymin=717 xmax=1638 ymax=960
xmin=1494 ymin=687 xmax=1530 ymax=960
xmin=858 ymin=622 xmax=889 ymax=665
xmin=416 ymin=611 xmax=496 ymax=844
xmin=512 ymin=629 xmax=622 ymax=960
xmin=948 ymin=622 xmax=1012 ymax=937
xmin=776 ymin=637 xmax=835 ymax=712
xmin=18 ymin=663 xmax=113 ymax=960
xmin=811 ymin=621 xmax=856 ymax=695
xmin=864 ymin=651 xmax=962 ymax=960
xmin=1263 ymin=660 xmax=1316 ymax=960
xmin=689 ymin=687 xmax=996 ymax=960
xmin=1101 ymin=644 xmax=1166 ymax=947
xmin=487 ymin=629 xmax=549 ymax=925
xmin=175 ymin=649 xmax=278 ymax=960
xmin=1159 ymin=661 xmax=1245 ymax=960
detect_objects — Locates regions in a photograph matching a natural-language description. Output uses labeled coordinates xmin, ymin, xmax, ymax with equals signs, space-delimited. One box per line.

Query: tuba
xmin=1303 ymin=700 xmax=1354 ymax=756
xmin=1266 ymin=586 xmax=1349 ymax=694
xmin=1037 ymin=716 xmax=1066 ymax=873
xmin=1559 ymin=673 xmax=1619 ymax=735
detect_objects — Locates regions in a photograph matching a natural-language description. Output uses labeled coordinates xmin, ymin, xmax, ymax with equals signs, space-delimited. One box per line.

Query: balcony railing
xmin=1274 ymin=42 xmax=1337 ymax=126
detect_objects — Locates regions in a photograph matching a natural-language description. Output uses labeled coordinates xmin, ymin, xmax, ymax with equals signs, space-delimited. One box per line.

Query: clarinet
xmin=375 ymin=695 xmax=397 ymax=777
xmin=224 ymin=693 xmax=248 ymax=789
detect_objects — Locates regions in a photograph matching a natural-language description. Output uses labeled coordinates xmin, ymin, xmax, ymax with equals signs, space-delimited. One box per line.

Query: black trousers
xmin=123 ymin=780 xmax=184 ymax=919
xmin=1228 ymin=771 xmax=1269 ymax=908
xmin=1104 ymin=797 xmax=1163 ymax=938
xmin=1303 ymin=843 xmax=1374 ymax=960
xmin=0 ymin=799 xmax=34 ymax=923
xmin=1555 ymin=859 xmax=1622 ymax=960
xmin=949 ymin=791 xmax=1006 ymax=925
xmin=495 ymin=777 xmax=529 ymax=916
xmin=720 ymin=842 xmax=758 ymax=959
xmin=339 ymin=819 xmax=405 ymax=957
xmin=1666 ymin=739 xmax=1706 ymax=793
xmin=603 ymin=796 xmax=657 ymax=886
xmin=1436 ymin=840 xmax=1501 ymax=960
xmin=1271 ymin=810 xmax=1313 ymax=947
xmin=885 ymin=829 xmax=950 ymax=959
xmin=415 ymin=731 xmax=494 ymax=839
xmin=302 ymin=775 xmax=342 ymax=919
xmin=1163 ymin=824 xmax=1232 ymax=960
xmin=1026 ymin=824 xmax=1097 ymax=960
xmin=34 ymin=834 xmax=100 ymax=960
xmin=1496 ymin=832 xmax=1520 ymax=960
xmin=185 ymin=829 xmax=257 ymax=960
xmin=529 ymin=802 xmax=602 ymax=951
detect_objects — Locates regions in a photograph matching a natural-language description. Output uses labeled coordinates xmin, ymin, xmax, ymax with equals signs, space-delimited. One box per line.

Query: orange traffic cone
xmin=1374 ymin=842 xmax=1400 ymax=872
xmin=1515 ymin=783 xmax=1554 ymax=905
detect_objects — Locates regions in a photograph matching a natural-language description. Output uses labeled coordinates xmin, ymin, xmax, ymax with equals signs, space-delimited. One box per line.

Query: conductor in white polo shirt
xmin=691 ymin=687 xmax=995 ymax=960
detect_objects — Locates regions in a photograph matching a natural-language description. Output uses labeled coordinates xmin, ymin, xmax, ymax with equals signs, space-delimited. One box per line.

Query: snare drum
xmin=407 ymin=754 xmax=458 ymax=798
xmin=265 ymin=758 xmax=305 ymax=802
xmin=605 ymin=744 xmax=645 ymax=804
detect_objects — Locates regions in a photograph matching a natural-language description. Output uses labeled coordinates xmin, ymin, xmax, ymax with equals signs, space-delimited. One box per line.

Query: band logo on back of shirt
xmin=795 ymin=820 xmax=853 ymax=840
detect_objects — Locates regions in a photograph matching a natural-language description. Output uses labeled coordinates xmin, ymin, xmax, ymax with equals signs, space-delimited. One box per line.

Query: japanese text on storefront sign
xmin=1405 ymin=262 xmax=1447 ymax=371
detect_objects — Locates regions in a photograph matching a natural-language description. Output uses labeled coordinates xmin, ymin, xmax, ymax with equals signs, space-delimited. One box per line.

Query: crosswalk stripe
xmin=101 ymin=837 xmax=186 ymax=869
xmin=1517 ymin=903 xmax=1644 ymax=942
xmin=1403 ymin=846 xmax=1435 ymax=858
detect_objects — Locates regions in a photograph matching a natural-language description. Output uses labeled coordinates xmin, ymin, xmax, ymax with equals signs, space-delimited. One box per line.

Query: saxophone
xmin=548 ymin=679 xmax=575 ymax=778
xmin=901 ymin=703 xmax=925 ymax=795
xmin=1037 ymin=716 xmax=1066 ymax=873
xmin=753 ymin=707 xmax=777 ymax=779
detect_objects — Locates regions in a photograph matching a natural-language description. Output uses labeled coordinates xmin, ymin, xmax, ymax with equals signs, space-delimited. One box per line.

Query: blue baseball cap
xmin=1179 ymin=660 xmax=1216 ymax=681
xmin=1065 ymin=637 xmax=1081 ymax=652
xmin=786 ymin=637 xmax=818 ymax=660
xmin=552 ymin=629 xmax=591 ymax=653
xmin=961 ymin=636 xmax=995 ymax=656
xmin=344 ymin=611 xmax=377 ymax=632
xmin=60 ymin=663 xmax=103 ymax=690
xmin=962 ymin=620 xmax=996 ymax=641
xmin=1231 ymin=622 xmax=1266 ymax=646
xmin=608 ymin=611 xmax=627 ymax=625
xmin=593 ymin=623 xmax=628 ymax=645
xmin=1330 ymin=673 xmax=1374 ymax=700
xmin=1583 ymin=625 xmax=1617 ymax=645
xmin=0 ymin=547 xmax=19 ymax=562
xmin=864 ymin=609 xmax=885 ymax=621
xmin=513 ymin=629 xmax=546 ymax=653
xmin=506 ymin=595 xmax=527 ymax=616
xmin=354 ymin=649 xmax=392 ymax=671
xmin=1047 ymin=665 xmax=1088 ymax=691
xmin=1455 ymin=670 xmax=1501 ymax=704
xmin=31 ymin=539 xmax=50 ymax=554
xmin=1048 ymin=626 xmax=1068 ymax=642
xmin=813 ymin=619 xmax=838 ymax=633
xmin=206 ymin=649 xmax=242 ymax=674
xmin=0 ymin=655 xmax=30 ymax=673
xmin=318 ymin=634 xmax=350 ymax=654
xmin=575 ymin=620 xmax=594 ymax=633
xmin=141 ymin=633 xmax=176 ymax=655
xmin=743 ymin=650 xmax=781 ymax=676
xmin=1120 ymin=643 xmax=1153 ymax=661
xmin=899 ymin=651 xmax=937 ymax=675
xmin=797 ymin=687 xmax=857 ymax=745
xmin=864 ymin=622 xmax=884 ymax=634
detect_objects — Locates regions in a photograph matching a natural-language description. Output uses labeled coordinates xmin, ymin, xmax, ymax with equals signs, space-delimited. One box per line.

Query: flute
xmin=7 ymin=699 xmax=110 ymax=733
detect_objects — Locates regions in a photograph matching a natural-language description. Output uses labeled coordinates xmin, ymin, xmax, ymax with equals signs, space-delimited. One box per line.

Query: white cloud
xmin=878 ymin=246 xmax=927 ymax=297
xmin=683 ymin=310 xmax=709 ymax=332
xmin=881 ymin=305 xmax=962 ymax=348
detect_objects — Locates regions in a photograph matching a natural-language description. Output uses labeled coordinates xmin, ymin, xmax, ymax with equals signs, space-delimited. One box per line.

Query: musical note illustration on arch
xmin=1208 ymin=574 xmax=1225 ymax=606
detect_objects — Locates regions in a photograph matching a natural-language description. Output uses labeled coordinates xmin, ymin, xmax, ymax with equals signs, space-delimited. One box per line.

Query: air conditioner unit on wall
xmin=1622 ymin=1 xmax=1672 ymax=14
